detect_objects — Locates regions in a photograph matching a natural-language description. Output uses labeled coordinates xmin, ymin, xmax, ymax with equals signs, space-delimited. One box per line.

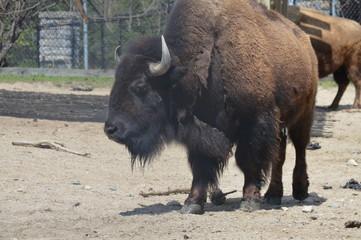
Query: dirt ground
xmin=0 ymin=81 xmax=360 ymax=240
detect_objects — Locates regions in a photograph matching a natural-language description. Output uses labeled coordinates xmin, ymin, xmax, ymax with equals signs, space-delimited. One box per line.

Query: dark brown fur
xmin=289 ymin=6 xmax=361 ymax=109
xmin=105 ymin=0 xmax=318 ymax=213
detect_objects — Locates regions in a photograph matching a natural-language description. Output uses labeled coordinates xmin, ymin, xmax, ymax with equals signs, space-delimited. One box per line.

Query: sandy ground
xmin=0 ymin=82 xmax=360 ymax=240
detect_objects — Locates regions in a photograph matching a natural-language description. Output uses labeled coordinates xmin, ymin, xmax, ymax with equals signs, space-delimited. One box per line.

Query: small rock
xmin=350 ymin=152 xmax=360 ymax=156
xmin=343 ymin=179 xmax=361 ymax=191
xmin=71 ymin=180 xmax=81 ymax=185
xmin=323 ymin=185 xmax=332 ymax=190
xmin=15 ymin=188 xmax=23 ymax=192
xmin=329 ymin=203 xmax=342 ymax=208
xmin=281 ymin=207 xmax=288 ymax=211
xmin=345 ymin=220 xmax=361 ymax=228
xmin=84 ymin=185 xmax=92 ymax=190
xmin=347 ymin=159 xmax=358 ymax=166
xmin=109 ymin=186 xmax=117 ymax=191
xmin=73 ymin=202 xmax=81 ymax=207
xmin=307 ymin=142 xmax=321 ymax=150
xmin=302 ymin=206 xmax=314 ymax=213
xmin=166 ymin=200 xmax=182 ymax=207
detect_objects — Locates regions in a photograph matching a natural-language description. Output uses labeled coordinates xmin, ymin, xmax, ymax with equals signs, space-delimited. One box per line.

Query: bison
xmin=288 ymin=6 xmax=361 ymax=109
xmin=104 ymin=0 xmax=318 ymax=214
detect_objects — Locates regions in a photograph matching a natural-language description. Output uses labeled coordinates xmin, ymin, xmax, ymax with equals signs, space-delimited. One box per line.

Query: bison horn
xmin=149 ymin=35 xmax=171 ymax=76
xmin=114 ymin=45 xmax=122 ymax=63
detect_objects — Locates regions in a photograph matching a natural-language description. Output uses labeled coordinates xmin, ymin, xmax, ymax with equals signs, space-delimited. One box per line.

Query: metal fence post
xmin=331 ymin=0 xmax=336 ymax=16
xmin=83 ymin=0 xmax=89 ymax=70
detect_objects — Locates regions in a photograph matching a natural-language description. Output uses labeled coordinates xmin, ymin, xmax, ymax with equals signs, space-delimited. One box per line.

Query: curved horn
xmin=114 ymin=45 xmax=122 ymax=63
xmin=149 ymin=35 xmax=171 ymax=76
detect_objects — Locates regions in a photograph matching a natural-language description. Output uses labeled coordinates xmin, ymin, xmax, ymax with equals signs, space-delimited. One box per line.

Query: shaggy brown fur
xmin=105 ymin=0 xmax=318 ymax=213
xmin=289 ymin=6 xmax=361 ymax=109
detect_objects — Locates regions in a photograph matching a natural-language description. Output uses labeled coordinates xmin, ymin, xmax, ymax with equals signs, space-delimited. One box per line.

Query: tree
xmin=0 ymin=0 xmax=57 ymax=67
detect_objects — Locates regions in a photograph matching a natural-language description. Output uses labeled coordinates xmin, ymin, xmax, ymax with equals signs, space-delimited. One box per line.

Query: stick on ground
xmin=12 ymin=140 xmax=90 ymax=157
xmin=140 ymin=188 xmax=190 ymax=197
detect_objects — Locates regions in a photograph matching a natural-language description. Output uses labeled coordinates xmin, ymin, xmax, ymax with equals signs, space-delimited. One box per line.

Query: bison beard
xmin=105 ymin=0 xmax=318 ymax=214
xmin=127 ymin=112 xmax=233 ymax=184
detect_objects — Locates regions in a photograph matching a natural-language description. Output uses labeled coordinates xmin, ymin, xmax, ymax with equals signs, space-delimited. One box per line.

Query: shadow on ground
xmin=0 ymin=89 xmax=337 ymax=137
xmin=118 ymin=193 xmax=327 ymax=216
xmin=0 ymin=89 xmax=108 ymax=122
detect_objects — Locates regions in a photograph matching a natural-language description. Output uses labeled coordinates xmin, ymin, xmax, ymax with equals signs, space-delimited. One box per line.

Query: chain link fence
xmin=4 ymin=0 xmax=361 ymax=70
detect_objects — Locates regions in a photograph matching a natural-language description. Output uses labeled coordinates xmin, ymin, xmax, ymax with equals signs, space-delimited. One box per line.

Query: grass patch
xmin=0 ymin=73 xmax=338 ymax=89
xmin=0 ymin=74 xmax=114 ymax=89
xmin=319 ymin=76 xmax=337 ymax=88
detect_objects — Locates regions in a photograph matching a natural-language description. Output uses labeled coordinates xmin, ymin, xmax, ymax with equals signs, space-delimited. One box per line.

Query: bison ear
xmin=114 ymin=45 xmax=122 ymax=64
xmin=168 ymin=66 xmax=188 ymax=88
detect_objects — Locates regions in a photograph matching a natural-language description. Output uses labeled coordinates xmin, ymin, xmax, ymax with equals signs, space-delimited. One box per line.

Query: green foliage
xmin=7 ymin=28 xmax=38 ymax=68
xmin=5 ymin=0 xmax=174 ymax=69
xmin=318 ymin=77 xmax=337 ymax=88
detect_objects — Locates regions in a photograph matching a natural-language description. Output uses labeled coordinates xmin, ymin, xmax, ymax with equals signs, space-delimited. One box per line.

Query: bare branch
xmin=31 ymin=3 xmax=57 ymax=17
xmin=140 ymin=188 xmax=190 ymax=197
xmin=3 ymin=0 xmax=46 ymax=15
xmin=0 ymin=0 xmax=58 ymax=67
xmin=0 ymin=20 xmax=4 ymax=38
xmin=12 ymin=140 xmax=91 ymax=158
xmin=87 ymin=0 xmax=157 ymax=21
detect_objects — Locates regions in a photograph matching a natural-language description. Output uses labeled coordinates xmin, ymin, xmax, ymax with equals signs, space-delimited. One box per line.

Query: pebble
xmin=281 ymin=207 xmax=288 ymax=211
xmin=302 ymin=206 xmax=314 ymax=213
xmin=347 ymin=159 xmax=358 ymax=166
xmin=329 ymin=203 xmax=342 ymax=208
xmin=84 ymin=185 xmax=92 ymax=190
xmin=109 ymin=186 xmax=117 ymax=191
xmin=71 ymin=180 xmax=81 ymax=185
xmin=166 ymin=200 xmax=182 ymax=207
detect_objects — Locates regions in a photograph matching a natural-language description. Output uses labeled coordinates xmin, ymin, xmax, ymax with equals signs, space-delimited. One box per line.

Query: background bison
xmin=289 ymin=6 xmax=361 ymax=110
xmin=104 ymin=0 xmax=318 ymax=214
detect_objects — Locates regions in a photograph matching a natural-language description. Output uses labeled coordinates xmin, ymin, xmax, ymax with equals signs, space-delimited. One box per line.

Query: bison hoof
xmin=293 ymin=182 xmax=309 ymax=201
xmin=240 ymin=198 xmax=261 ymax=212
xmin=262 ymin=196 xmax=282 ymax=205
xmin=293 ymin=191 xmax=309 ymax=201
xmin=210 ymin=189 xmax=226 ymax=205
xmin=180 ymin=203 xmax=204 ymax=214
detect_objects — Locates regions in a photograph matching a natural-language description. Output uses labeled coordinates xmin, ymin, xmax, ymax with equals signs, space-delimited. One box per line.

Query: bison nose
xmin=105 ymin=125 xmax=118 ymax=136
xmin=104 ymin=122 xmax=118 ymax=137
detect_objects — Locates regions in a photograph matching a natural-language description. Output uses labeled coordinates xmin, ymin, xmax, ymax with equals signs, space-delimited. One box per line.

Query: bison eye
xmin=133 ymin=82 xmax=149 ymax=96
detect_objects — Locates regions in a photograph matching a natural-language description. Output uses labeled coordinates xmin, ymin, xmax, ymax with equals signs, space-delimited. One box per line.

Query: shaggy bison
xmin=104 ymin=0 xmax=318 ymax=214
xmin=289 ymin=6 xmax=361 ymax=109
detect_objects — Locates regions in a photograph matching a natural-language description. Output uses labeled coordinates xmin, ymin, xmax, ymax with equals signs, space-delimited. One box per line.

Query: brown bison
xmin=104 ymin=0 xmax=318 ymax=214
xmin=289 ymin=6 xmax=361 ymax=109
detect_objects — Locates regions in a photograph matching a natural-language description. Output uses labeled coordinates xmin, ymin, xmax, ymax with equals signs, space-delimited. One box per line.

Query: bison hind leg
xmin=263 ymin=132 xmax=288 ymax=205
xmin=329 ymin=67 xmax=349 ymax=110
xmin=289 ymin=115 xmax=313 ymax=201
xmin=235 ymin=112 xmax=280 ymax=211
xmin=209 ymin=188 xmax=226 ymax=205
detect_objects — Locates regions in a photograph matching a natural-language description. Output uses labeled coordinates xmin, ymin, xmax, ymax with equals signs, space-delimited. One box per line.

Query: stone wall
xmin=38 ymin=12 xmax=81 ymax=69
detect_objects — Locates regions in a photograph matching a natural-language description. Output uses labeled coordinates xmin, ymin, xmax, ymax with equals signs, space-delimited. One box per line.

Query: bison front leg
xmin=180 ymin=152 xmax=223 ymax=214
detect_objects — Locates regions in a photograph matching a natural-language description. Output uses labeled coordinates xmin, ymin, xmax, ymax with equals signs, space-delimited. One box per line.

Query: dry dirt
xmin=0 ymin=81 xmax=360 ymax=240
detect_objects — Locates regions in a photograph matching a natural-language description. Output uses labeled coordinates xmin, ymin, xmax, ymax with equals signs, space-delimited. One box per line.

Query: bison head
xmin=104 ymin=36 xmax=185 ymax=165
